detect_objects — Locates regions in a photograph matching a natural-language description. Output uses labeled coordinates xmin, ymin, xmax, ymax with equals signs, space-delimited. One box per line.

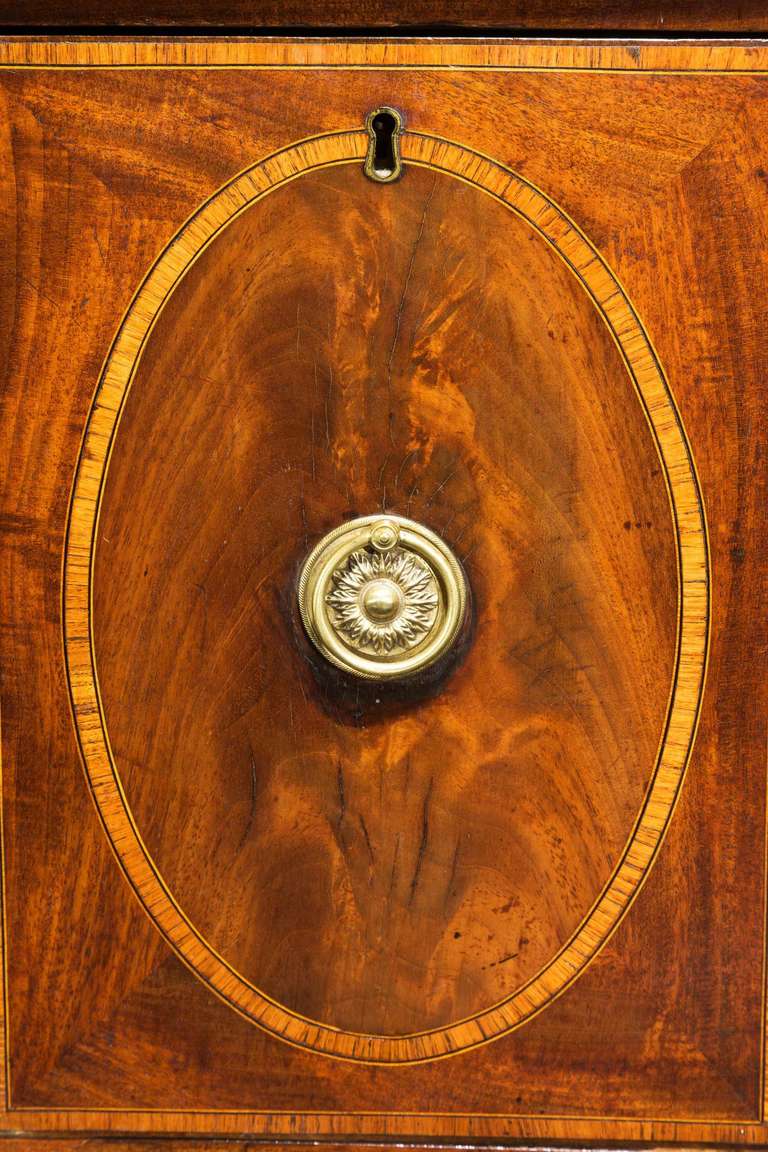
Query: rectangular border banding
xmin=0 ymin=35 xmax=765 ymax=1148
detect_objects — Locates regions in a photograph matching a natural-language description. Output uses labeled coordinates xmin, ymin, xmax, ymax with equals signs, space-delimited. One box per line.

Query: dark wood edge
xmin=1 ymin=1142 xmax=765 ymax=1150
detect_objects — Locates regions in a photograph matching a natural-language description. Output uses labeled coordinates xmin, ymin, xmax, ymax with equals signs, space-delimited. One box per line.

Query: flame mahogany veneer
xmin=0 ymin=33 xmax=766 ymax=1152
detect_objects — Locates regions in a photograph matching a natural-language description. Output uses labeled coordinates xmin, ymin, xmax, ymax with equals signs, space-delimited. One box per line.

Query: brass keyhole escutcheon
xmin=364 ymin=106 xmax=404 ymax=183
xmin=298 ymin=514 xmax=468 ymax=680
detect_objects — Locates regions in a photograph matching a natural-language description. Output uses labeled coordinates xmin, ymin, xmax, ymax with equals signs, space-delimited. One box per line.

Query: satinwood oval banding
xmin=63 ymin=128 xmax=709 ymax=1064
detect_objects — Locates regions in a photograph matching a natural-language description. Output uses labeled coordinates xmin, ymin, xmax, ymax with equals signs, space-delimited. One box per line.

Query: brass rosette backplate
xmin=297 ymin=514 xmax=468 ymax=680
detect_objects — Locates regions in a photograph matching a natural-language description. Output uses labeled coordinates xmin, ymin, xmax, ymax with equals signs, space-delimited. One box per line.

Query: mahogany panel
xmin=91 ymin=158 xmax=676 ymax=1039
xmin=0 ymin=36 xmax=766 ymax=1150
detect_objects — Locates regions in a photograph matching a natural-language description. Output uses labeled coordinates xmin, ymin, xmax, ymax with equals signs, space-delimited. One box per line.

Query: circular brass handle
xmin=298 ymin=514 xmax=468 ymax=680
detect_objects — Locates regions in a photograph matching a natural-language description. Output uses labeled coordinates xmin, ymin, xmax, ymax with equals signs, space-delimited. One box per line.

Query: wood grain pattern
xmin=0 ymin=1142 xmax=755 ymax=1152
xmin=0 ymin=33 xmax=765 ymax=1149
xmin=0 ymin=1145 xmax=748 ymax=1152
xmin=4 ymin=37 xmax=768 ymax=70
xmin=1 ymin=0 xmax=767 ymax=29
xmin=65 ymin=129 xmax=706 ymax=1062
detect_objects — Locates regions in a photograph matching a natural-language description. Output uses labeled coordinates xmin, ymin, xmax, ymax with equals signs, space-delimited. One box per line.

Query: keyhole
xmin=372 ymin=113 xmax=396 ymax=175
xmin=364 ymin=107 xmax=403 ymax=183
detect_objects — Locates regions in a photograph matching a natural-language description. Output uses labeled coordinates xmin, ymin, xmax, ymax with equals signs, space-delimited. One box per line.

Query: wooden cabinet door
xmin=0 ymin=35 xmax=765 ymax=1151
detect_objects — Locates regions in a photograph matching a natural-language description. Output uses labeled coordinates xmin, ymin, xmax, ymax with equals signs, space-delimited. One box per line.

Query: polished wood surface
xmin=7 ymin=36 xmax=768 ymax=67
xmin=0 ymin=33 xmax=766 ymax=1148
xmin=30 ymin=1144 xmax=768 ymax=1152
xmin=0 ymin=1145 xmax=738 ymax=1152
xmin=89 ymin=155 xmax=678 ymax=1041
xmin=63 ymin=122 xmax=706 ymax=1064
xmin=1 ymin=0 xmax=767 ymax=28
xmin=6 ymin=36 xmax=768 ymax=70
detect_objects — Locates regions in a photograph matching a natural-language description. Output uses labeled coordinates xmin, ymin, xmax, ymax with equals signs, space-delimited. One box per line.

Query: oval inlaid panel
xmin=64 ymin=131 xmax=708 ymax=1063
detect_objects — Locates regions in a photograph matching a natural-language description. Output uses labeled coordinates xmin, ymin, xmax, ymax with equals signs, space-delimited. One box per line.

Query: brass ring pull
xmin=297 ymin=514 xmax=468 ymax=680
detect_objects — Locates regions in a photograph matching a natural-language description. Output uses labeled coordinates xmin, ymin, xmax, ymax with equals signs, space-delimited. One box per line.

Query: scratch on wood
xmin=410 ymin=775 xmax=433 ymax=904
xmin=426 ymin=462 xmax=457 ymax=506
xmin=378 ymin=452 xmax=390 ymax=512
xmin=309 ymin=407 xmax=317 ymax=482
xmin=337 ymin=762 xmax=346 ymax=826
xmin=406 ymin=481 xmax=419 ymax=517
xmin=388 ymin=831 xmax=401 ymax=898
xmin=445 ymin=836 xmax=461 ymax=908
xmin=359 ymin=814 xmax=375 ymax=866
xmin=395 ymin=448 xmax=417 ymax=490
xmin=237 ymin=754 xmax=259 ymax=851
